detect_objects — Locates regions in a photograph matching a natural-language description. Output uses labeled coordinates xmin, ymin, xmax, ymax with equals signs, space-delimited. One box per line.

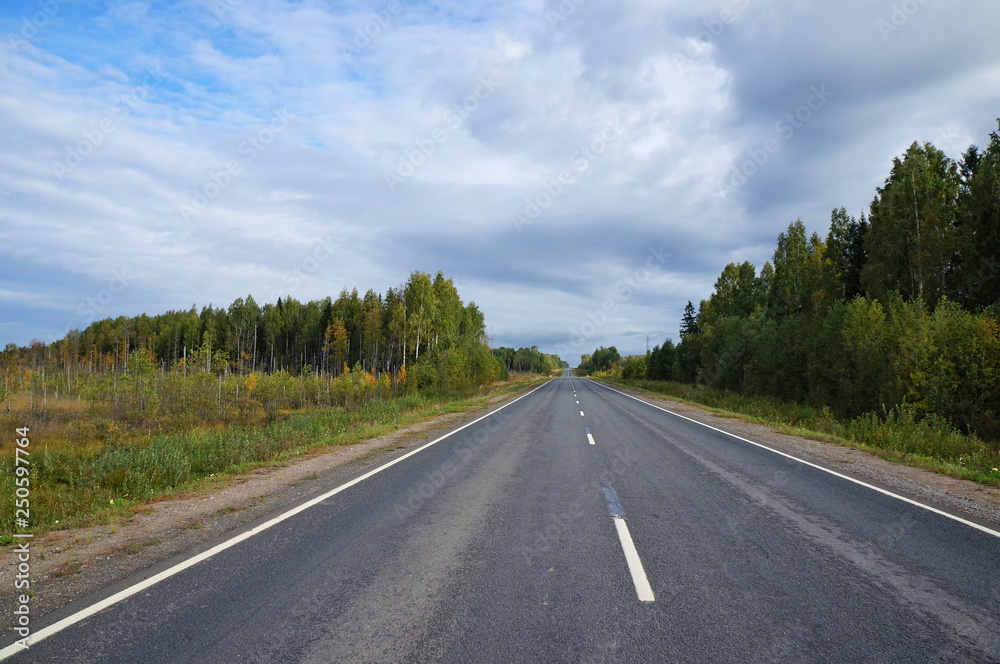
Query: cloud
xmin=1 ymin=0 xmax=999 ymax=360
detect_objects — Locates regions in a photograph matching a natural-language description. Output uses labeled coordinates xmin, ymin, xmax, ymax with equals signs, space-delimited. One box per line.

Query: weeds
xmin=1 ymin=375 xmax=543 ymax=540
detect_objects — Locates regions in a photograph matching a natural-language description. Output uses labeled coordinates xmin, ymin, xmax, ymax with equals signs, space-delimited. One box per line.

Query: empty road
xmin=5 ymin=373 xmax=1000 ymax=662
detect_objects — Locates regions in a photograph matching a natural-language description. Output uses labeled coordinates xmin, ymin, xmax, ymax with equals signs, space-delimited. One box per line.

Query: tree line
xmin=2 ymin=271 xmax=515 ymax=403
xmin=492 ymin=346 xmax=568 ymax=374
xmin=600 ymin=119 xmax=1000 ymax=440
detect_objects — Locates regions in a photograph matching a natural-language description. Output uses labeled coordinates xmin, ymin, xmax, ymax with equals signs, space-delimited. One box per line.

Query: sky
xmin=2 ymin=0 xmax=999 ymax=364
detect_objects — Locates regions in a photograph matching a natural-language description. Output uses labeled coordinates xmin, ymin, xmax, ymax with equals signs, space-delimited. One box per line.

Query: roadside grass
xmin=598 ymin=377 xmax=1000 ymax=487
xmin=0 ymin=375 xmax=546 ymax=545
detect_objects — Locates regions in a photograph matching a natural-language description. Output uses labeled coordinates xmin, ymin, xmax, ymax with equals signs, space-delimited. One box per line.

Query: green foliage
xmin=826 ymin=207 xmax=868 ymax=300
xmin=492 ymin=346 xmax=567 ymax=374
xmin=646 ymin=339 xmax=675 ymax=380
xmin=620 ymin=355 xmax=647 ymax=380
xmin=663 ymin=118 xmax=1000 ymax=443
xmin=956 ymin=122 xmax=1000 ymax=309
xmin=603 ymin=377 xmax=1000 ymax=484
xmin=699 ymin=262 xmax=766 ymax=327
xmin=14 ymin=270 xmax=488 ymax=382
xmin=577 ymin=346 xmax=620 ymax=375
xmin=862 ymin=142 xmax=961 ymax=309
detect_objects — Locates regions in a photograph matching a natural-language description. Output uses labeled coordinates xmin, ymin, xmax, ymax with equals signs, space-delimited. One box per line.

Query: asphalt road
xmin=5 ymin=372 xmax=1000 ymax=662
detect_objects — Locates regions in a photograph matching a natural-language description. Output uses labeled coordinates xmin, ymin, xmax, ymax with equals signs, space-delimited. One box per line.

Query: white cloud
xmin=1 ymin=0 xmax=999 ymax=357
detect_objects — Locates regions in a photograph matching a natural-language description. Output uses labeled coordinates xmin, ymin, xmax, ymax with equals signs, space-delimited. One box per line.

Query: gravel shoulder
xmin=4 ymin=377 xmax=1000 ymax=639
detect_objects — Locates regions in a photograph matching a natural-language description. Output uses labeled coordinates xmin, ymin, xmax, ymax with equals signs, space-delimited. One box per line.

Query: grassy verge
xmin=1 ymin=376 xmax=546 ymax=544
xmin=596 ymin=376 xmax=1000 ymax=487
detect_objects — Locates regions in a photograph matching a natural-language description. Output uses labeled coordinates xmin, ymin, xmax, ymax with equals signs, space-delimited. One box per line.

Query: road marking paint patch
xmin=602 ymin=486 xmax=654 ymax=602
xmin=585 ymin=426 xmax=595 ymax=445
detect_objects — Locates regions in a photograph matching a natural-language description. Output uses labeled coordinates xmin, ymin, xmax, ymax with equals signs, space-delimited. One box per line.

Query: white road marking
xmin=580 ymin=411 xmax=585 ymax=416
xmin=587 ymin=433 xmax=596 ymax=445
xmin=614 ymin=517 xmax=655 ymax=602
xmin=0 ymin=381 xmax=555 ymax=659
xmin=587 ymin=379 xmax=1000 ymax=541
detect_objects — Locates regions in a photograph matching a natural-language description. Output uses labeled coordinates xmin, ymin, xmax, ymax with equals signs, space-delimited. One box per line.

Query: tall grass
xmin=0 ymin=381 xmax=536 ymax=543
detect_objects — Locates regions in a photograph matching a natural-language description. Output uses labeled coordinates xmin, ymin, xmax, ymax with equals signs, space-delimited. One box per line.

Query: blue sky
xmin=2 ymin=0 xmax=1000 ymax=363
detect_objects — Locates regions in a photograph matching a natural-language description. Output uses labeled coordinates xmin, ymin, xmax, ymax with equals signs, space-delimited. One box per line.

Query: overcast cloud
xmin=2 ymin=0 xmax=999 ymax=363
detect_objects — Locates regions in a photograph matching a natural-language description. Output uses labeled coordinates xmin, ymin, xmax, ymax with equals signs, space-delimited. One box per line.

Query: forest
xmin=1 ymin=270 xmax=563 ymax=534
xmin=0 ymin=268 xmax=586 ymax=437
xmin=7 ymin=270 xmax=495 ymax=381
xmin=491 ymin=346 xmax=568 ymax=374
xmin=580 ymin=119 xmax=1000 ymax=478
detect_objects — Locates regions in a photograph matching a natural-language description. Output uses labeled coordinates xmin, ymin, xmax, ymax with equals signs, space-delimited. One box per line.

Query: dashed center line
xmin=585 ymin=427 xmax=595 ymax=445
xmin=580 ymin=411 xmax=585 ymax=416
xmin=602 ymin=486 xmax=654 ymax=602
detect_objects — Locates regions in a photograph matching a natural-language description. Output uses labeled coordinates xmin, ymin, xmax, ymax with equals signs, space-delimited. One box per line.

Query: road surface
xmin=4 ymin=372 xmax=999 ymax=662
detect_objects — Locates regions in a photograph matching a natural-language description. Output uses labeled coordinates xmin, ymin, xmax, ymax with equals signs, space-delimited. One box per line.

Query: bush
xmin=621 ymin=355 xmax=647 ymax=380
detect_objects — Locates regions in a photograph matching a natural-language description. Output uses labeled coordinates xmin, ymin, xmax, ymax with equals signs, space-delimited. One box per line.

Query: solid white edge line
xmin=586 ymin=378 xmax=1000 ymax=540
xmin=613 ymin=517 xmax=655 ymax=602
xmin=587 ymin=433 xmax=596 ymax=446
xmin=0 ymin=379 xmax=556 ymax=659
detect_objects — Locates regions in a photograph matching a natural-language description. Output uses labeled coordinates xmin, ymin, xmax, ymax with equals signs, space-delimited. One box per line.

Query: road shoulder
xmin=591 ymin=379 xmax=1000 ymax=530
xmin=0 ymin=386 xmax=536 ymax=632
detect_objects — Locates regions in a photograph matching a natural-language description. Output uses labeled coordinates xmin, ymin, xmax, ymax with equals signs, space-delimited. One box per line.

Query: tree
xmin=825 ymin=207 xmax=868 ymax=301
xmin=578 ymin=346 xmax=620 ymax=375
xmin=646 ymin=339 xmax=675 ymax=380
xmin=862 ymin=141 xmax=961 ymax=309
xmin=404 ymin=272 xmax=434 ymax=364
xmin=956 ymin=121 xmax=1000 ymax=309
xmin=326 ymin=319 xmax=349 ymax=375
xmin=768 ymin=220 xmax=830 ymax=316
xmin=680 ymin=301 xmax=699 ymax=338
xmin=699 ymin=261 xmax=766 ymax=327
